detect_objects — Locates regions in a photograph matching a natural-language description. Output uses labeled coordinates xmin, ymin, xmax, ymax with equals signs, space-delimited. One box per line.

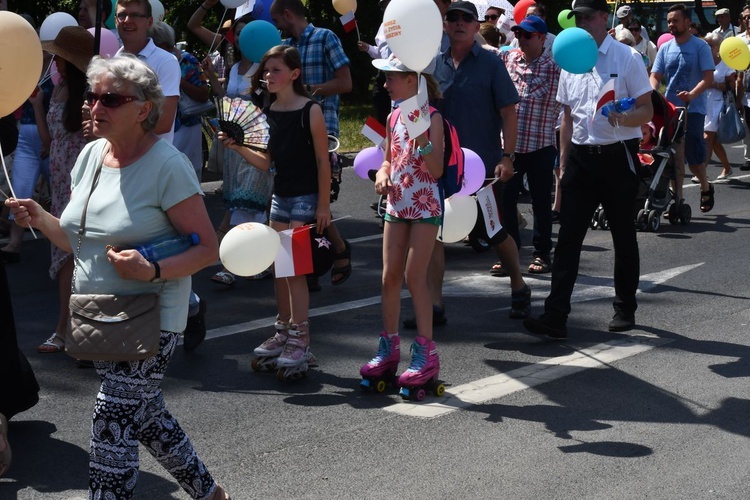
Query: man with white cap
xmin=613 ymin=5 xmax=648 ymax=42
xmin=523 ymin=0 xmax=653 ymax=339
xmin=712 ymin=7 xmax=737 ymax=39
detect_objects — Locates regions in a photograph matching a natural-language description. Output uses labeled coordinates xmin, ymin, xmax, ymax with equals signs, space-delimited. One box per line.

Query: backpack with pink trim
xmin=390 ymin=106 xmax=465 ymax=200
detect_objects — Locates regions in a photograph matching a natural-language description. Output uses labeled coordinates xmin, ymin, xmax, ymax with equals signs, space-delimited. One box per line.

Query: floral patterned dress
xmin=47 ymin=98 xmax=86 ymax=279
xmin=385 ymin=113 xmax=442 ymax=220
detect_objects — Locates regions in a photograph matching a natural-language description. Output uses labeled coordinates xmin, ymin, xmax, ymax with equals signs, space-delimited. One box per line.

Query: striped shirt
xmin=501 ymin=49 xmax=561 ymax=154
xmin=283 ymin=24 xmax=350 ymax=137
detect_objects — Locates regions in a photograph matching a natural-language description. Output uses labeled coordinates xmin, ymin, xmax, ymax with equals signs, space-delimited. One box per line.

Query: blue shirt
xmin=283 ymin=24 xmax=350 ymax=137
xmin=652 ymin=36 xmax=714 ymax=115
xmin=434 ymin=42 xmax=519 ymax=175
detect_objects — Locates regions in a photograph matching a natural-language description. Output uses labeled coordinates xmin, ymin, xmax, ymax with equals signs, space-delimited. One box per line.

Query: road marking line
xmin=384 ymin=337 xmax=673 ymax=419
xmin=194 ymin=263 xmax=703 ymax=343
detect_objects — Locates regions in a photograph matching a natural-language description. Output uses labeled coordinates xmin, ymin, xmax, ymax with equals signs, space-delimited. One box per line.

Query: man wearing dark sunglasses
xmin=114 ymin=0 xmax=180 ymax=144
xmin=510 ymin=3 xmax=556 ymax=53
xmin=523 ymin=0 xmax=653 ymax=340
xmin=501 ymin=16 xmax=560 ymax=277
xmin=417 ymin=0 xmax=531 ymax=326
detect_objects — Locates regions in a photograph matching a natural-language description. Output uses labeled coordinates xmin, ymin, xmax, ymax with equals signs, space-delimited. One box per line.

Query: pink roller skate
xmin=251 ymin=320 xmax=289 ymax=372
xmin=397 ymin=336 xmax=445 ymax=401
xmin=360 ymin=332 xmax=400 ymax=393
xmin=276 ymin=322 xmax=313 ymax=382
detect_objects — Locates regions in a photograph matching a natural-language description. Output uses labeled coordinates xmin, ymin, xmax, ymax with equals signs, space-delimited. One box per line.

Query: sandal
xmin=0 ymin=413 xmax=11 ymax=478
xmin=700 ymin=184 xmax=715 ymax=213
xmin=528 ymin=256 xmax=550 ymax=274
xmin=331 ymin=240 xmax=352 ymax=286
xmin=509 ymin=285 xmax=531 ymax=319
xmin=307 ymin=274 xmax=322 ymax=292
xmin=490 ymin=261 xmax=508 ymax=277
xmin=211 ymin=270 xmax=236 ymax=286
xmin=37 ymin=333 xmax=64 ymax=353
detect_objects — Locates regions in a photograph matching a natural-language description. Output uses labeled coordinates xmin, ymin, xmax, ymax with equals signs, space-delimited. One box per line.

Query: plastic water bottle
xmin=135 ymin=233 xmax=199 ymax=262
xmin=600 ymin=97 xmax=636 ymax=117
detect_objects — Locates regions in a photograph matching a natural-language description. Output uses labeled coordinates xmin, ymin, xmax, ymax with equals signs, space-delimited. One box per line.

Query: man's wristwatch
xmin=502 ymin=152 xmax=516 ymax=162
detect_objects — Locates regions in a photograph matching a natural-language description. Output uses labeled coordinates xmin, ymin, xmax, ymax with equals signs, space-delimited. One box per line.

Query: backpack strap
xmin=300 ymin=100 xmax=318 ymax=145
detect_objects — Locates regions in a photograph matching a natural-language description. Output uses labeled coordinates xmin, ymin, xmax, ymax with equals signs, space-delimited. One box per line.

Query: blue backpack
xmin=390 ymin=106 xmax=465 ymax=200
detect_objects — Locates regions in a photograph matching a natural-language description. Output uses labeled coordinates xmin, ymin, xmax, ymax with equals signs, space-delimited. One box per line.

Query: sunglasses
xmin=628 ymin=26 xmax=640 ymax=31
xmin=446 ymin=12 xmax=477 ymax=23
xmin=115 ymin=11 xmax=149 ymax=21
xmin=484 ymin=14 xmax=499 ymax=21
xmin=516 ymin=31 xmax=540 ymax=40
xmin=86 ymin=92 xmax=141 ymax=108
xmin=743 ymin=15 xmax=750 ymax=19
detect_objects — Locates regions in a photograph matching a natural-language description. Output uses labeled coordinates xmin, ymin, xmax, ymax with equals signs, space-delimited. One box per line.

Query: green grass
xmin=338 ymin=102 xmax=376 ymax=153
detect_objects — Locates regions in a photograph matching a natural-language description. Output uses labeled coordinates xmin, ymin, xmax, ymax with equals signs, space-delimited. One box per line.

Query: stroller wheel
xmin=647 ymin=210 xmax=660 ymax=232
xmin=667 ymin=203 xmax=680 ymax=225
xmin=679 ymin=203 xmax=692 ymax=225
xmin=636 ymin=209 xmax=648 ymax=231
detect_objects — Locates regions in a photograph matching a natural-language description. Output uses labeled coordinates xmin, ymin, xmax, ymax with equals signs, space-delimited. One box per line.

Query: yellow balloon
xmin=0 ymin=12 xmax=43 ymax=117
xmin=719 ymin=36 xmax=750 ymax=71
xmin=332 ymin=0 xmax=357 ymax=15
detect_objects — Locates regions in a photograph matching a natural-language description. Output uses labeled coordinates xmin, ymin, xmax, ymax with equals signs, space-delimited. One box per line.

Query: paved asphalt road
xmin=2 ymin=145 xmax=750 ymax=499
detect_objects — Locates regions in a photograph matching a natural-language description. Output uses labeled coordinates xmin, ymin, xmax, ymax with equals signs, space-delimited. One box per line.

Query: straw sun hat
xmin=41 ymin=26 xmax=96 ymax=74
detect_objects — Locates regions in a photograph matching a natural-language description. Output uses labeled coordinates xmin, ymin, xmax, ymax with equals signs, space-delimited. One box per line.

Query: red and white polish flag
xmin=361 ymin=116 xmax=386 ymax=147
xmin=275 ymin=227 xmax=313 ymax=278
xmin=595 ymin=79 xmax=616 ymax=115
xmin=340 ymin=10 xmax=356 ymax=33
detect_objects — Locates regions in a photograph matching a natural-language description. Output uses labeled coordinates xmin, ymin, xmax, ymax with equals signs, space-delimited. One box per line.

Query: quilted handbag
xmin=718 ymin=92 xmax=746 ymax=144
xmin=65 ymin=147 xmax=163 ymax=362
xmin=178 ymin=91 xmax=215 ymax=119
xmin=67 ymin=293 xmax=161 ymax=361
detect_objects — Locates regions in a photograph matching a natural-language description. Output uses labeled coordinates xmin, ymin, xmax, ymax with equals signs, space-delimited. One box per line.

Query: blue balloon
xmin=499 ymin=45 xmax=512 ymax=52
xmin=552 ymin=27 xmax=597 ymax=74
xmin=239 ymin=20 xmax=282 ymax=63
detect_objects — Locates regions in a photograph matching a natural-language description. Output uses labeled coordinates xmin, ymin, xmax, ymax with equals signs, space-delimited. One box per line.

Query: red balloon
xmin=513 ymin=0 xmax=536 ymax=25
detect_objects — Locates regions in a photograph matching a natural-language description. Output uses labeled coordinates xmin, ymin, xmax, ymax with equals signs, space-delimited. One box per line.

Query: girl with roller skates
xmin=220 ymin=45 xmax=331 ymax=381
xmin=360 ymin=55 xmax=446 ymax=400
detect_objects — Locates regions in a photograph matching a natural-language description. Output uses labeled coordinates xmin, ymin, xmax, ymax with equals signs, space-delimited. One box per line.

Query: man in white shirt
xmin=712 ymin=8 xmax=738 ymax=39
xmin=115 ymin=0 xmax=180 ymax=144
xmin=523 ymin=0 xmax=653 ymax=339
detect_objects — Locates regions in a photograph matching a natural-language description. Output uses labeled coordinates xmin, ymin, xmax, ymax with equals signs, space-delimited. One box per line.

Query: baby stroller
xmin=634 ymin=90 xmax=689 ymax=232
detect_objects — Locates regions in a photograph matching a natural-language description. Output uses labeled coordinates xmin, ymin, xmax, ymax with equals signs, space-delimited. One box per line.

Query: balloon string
xmin=355 ymin=20 xmax=360 ymax=42
xmin=208 ymin=8 xmax=229 ymax=57
xmin=0 ymin=143 xmax=38 ymax=239
xmin=38 ymin=58 xmax=54 ymax=86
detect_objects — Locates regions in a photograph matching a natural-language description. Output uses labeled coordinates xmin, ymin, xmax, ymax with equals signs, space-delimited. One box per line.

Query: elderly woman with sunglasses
xmin=5 ymin=54 xmax=228 ymax=499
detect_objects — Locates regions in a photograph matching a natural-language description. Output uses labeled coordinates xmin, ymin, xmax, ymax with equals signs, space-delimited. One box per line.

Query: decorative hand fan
xmin=215 ymin=96 xmax=270 ymax=151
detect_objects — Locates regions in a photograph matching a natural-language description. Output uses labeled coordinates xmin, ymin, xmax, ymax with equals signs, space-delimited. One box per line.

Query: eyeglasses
xmin=628 ymin=26 xmax=640 ymax=31
xmin=516 ymin=31 xmax=540 ymax=40
xmin=115 ymin=11 xmax=149 ymax=21
xmin=86 ymin=92 xmax=141 ymax=108
xmin=446 ymin=12 xmax=476 ymax=23
xmin=484 ymin=14 xmax=499 ymax=21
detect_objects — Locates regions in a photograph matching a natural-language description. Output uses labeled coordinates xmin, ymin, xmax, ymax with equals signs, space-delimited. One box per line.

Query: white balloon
xmin=438 ymin=195 xmax=478 ymax=243
xmin=150 ymin=0 xmax=165 ymax=22
xmin=39 ymin=12 xmax=78 ymax=41
xmin=382 ymin=0 xmax=443 ymax=73
xmin=221 ymin=0 xmax=249 ymax=8
xmin=220 ymin=223 xmax=281 ymax=277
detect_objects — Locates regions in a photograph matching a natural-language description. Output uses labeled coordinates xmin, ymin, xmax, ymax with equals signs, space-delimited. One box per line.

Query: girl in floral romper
xmin=360 ymin=55 xmax=446 ymax=392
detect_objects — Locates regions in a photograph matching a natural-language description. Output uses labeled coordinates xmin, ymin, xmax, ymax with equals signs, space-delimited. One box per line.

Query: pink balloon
xmin=88 ymin=28 xmax=121 ymax=58
xmin=657 ymin=33 xmax=674 ymax=50
xmin=51 ymin=60 xmax=61 ymax=85
xmin=353 ymin=146 xmax=384 ymax=180
xmin=456 ymin=148 xmax=485 ymax=196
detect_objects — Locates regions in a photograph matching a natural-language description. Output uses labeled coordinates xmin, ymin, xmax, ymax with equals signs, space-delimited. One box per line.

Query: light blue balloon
xmin=552 ymin=27 xmax=597 ymax=74
xmin=239 ymin=20 xmax=282 ymax=63
xmin=500 ymin=45 xmax=512 ymax=52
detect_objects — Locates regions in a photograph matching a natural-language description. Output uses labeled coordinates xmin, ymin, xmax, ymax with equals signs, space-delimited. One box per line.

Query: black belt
xmin=573 ymin=139 xmax=639 ymax=155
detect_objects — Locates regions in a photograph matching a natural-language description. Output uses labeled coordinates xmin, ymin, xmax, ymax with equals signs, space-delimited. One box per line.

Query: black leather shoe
xmin=403 ymin=305 xmax=447 ymax=330
xmin=184 ymin=298 xmax=207 ymax=351
xmin=608 ymin=310 xmax=635 ymax=332
xmin=523 ymin=313 xmax=567 ymax=340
